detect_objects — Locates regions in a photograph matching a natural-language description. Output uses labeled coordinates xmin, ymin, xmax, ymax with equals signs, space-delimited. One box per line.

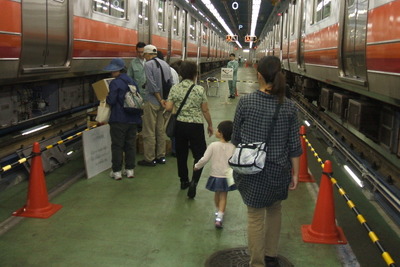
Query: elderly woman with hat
xmin=105 ymin=58 xmax=142 ymax=180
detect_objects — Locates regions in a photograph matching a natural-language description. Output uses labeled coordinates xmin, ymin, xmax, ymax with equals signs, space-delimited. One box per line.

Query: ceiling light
xmin=201 ymin=0 xmax=242 ymax=48
xmin=250 ymin=0 xmax=261 ymax=48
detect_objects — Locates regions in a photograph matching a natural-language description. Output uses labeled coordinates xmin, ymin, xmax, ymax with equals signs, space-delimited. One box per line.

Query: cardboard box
xmin=92 ymin=78 xmax=114 ymax=101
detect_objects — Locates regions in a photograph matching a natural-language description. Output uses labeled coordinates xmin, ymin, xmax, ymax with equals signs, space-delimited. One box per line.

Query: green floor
xmin=2 ymin=67 xmax=396 ymax=266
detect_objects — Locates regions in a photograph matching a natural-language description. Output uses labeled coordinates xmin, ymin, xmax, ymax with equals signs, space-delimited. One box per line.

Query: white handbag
xmin=228 ymin=142 xmax=267 ymax=175
xmin=229 ymin=104 xmax=281 ymax=175
xmin=95 ymin=101 xmax=111 ymax=123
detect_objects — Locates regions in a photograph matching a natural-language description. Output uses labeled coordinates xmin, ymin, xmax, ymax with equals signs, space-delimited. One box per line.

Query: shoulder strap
xmin=265 ymin=103 xmax=282 ymax=145
xmin=176 ymin=84 xmax=195 ymax=118
xmin=152 ymin=58 xmax=165 ymax=82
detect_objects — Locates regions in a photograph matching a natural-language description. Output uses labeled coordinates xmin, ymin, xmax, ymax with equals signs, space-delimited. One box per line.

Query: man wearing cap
xmin=138 ymin=44 xmax=173 ymax=166
xmin=104 ymin=58 xmax=142 ymax=180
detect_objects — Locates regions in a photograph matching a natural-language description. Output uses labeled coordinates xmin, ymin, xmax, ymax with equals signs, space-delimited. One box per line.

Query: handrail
xmin=0 ymin=125 xmax=97 ymax=174
xmin=300 ymin=128 xmax=396 ymax=267
xmin=295 ymin=102 xmax=400 ymax=215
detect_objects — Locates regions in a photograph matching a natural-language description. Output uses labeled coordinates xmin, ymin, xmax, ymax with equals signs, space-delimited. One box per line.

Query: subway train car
xmin=0 ymin=0 xmax=231 ymax=135
xmin=256 ymin=0 xmax=400 ymax=157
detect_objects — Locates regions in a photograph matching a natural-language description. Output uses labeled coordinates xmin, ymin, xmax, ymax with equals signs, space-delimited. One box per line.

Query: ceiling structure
xmin=194 ymin=0 xmax=276 ymax=49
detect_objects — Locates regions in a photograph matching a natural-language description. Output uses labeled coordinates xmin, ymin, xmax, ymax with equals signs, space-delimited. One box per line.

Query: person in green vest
xmin=227 ymin=53 xmax=239 ymax=99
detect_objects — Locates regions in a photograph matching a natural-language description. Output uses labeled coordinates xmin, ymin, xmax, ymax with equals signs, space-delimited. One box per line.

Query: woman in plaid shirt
xmin=231 ymin=56 xmax=302 ymax=267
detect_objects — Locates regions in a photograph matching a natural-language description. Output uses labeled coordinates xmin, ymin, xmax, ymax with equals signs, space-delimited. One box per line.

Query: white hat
xmin=143 ymin=45 xmax=157 ymax=54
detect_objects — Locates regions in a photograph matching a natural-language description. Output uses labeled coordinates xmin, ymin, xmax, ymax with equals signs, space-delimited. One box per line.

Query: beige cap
xmin=143 ymin=45 xmax=157 ymax=54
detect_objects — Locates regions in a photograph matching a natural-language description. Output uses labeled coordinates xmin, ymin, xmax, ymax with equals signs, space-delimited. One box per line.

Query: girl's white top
xmin=194 ymin=141 xmax=235 ymax=178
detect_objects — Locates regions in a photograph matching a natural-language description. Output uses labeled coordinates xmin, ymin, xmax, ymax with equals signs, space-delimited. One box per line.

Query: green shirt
xmin=227 ymin=59 xmax=239 ymax=78
xmin=127 ymin=57 xmax=146 ymax=90
xmin=168 ymin=79 xmax=208 ymax=124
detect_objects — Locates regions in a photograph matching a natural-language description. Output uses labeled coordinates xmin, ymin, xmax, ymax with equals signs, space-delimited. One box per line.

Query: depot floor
xmin=0 ymin=66 xmax=398 ymax=267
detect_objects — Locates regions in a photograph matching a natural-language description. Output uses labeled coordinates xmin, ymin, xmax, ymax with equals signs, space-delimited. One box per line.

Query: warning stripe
xmin=302 ymin=133 xmax=396 ymax=267
xmin=0 ymin=125 xmax=98 ymax=174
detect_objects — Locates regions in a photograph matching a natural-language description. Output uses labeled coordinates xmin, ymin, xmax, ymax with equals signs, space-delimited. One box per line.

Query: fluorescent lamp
xmin=250 ymin=0 xmax=261 ymax=48
xmin=201 ymin=0 xmax=242 ymax=48
xmin=344 ymin=165 xmax=364 ymax=187
xmin=21 ymin=124 xmax=51 ymax=136
xmin=243 ymin=49 xmax=250 ymax=53
xmin=66 ymin=151 xmax=74 ymax=156
xmin=304 ymin=120 xmax=311 ymax=127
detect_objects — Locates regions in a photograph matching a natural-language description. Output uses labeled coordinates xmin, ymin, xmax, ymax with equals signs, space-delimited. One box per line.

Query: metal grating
xmin=205 ymin=247 xmax=293 ymax=267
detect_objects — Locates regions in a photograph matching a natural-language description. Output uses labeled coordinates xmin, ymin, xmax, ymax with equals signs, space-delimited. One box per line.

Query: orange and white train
xmin=257 ymin=0 xmax=400 ymax=157
xmin=0 ymin=0 xmax=231 ymax=132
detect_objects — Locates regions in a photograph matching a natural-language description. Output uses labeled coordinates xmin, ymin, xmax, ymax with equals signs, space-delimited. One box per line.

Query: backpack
xmin=152 ymin=58 xmax=173 ymax=99
xmin=123 ymin=84 xmax=144 ymax=113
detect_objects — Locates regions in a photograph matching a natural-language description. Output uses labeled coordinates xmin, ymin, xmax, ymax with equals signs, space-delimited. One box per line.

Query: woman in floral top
xmin=165 ymin=60 xmax=213 ymax=199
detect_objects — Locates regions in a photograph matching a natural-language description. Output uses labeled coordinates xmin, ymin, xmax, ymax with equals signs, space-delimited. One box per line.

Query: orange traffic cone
xmin=299 ymin=126 xmax=315 ymax=182
xmin=13 ymin=142 xmax=62 ymax=218
xmin=301 ymin=160 xmax=347 ymax=244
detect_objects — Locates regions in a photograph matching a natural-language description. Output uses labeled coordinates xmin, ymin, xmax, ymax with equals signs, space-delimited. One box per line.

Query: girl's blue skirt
xmin=205 ymin=176 xmax=237 ymax=192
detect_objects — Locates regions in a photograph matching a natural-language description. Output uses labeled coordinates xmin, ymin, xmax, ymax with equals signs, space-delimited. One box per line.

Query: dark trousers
xmin=109 ymin=122 xmax=137 ymax=172
xmin=175 ymin=121 xmax=207 ymax=184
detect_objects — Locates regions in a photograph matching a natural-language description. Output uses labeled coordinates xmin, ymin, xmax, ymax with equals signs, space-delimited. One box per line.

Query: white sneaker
xmin=109 ymin=171 xmax=122 ymax=180
xmin=125 ymin=169 xmax=134 ymax=178
xmin=215 ymin=217 xmax=223 ymax=229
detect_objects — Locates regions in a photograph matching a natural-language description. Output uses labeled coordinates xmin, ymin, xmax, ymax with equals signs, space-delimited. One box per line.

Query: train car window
xmin=190 ymin=16 xmax=197 ymax=41
xmin=274 ymin=22 xmax=280 ymax=44
xmin=315 ymin=0 xmax=331 ymax=22
xmin=92 ymin=0 xmax=126 ymax=19
xmin=203 ymin=26 xmax=208 ymax=44
xmin=157 ymin=0 xmax=166 ymax=31
xmin=173 ymin=5 xmax=180 ymax=36
xmin=139 ymin=0 xmax=143 ymax=24
xmin=290 ymin=4 xmax=296 ymax=35
xmin=283 ymin=10 xmax=288 ymax=39
xmin=139 ymin=0 xmax=149 ymax=26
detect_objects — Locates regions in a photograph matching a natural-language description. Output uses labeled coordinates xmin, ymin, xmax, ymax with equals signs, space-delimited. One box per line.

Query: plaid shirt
xmin=232 ymin=90 xmax=302 ymax=208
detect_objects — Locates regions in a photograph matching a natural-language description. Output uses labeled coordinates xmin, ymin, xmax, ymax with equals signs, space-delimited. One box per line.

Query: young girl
xmin=194 ymin=120 xmax=236 ymax=228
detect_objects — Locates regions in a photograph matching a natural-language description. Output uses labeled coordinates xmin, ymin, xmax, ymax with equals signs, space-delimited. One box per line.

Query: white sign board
xmin=221 ymin=68 xmax=233 ymax=80
xmin=82 ymin=124 xmax=112 ymax=179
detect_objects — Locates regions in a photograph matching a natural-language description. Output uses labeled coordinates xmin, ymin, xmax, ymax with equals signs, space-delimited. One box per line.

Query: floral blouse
xmin=167 ymin=79 xmax=208 ymax=124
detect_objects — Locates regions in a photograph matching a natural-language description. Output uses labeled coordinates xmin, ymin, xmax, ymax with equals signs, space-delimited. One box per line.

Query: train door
xmin=339 ymin=0 xmax=368 ymax=85
xmin=138 ymin=0 xmax=150 ymax=44
xmin=20 ymin=0 xmax=72 ymax=73
xmin=297 ymin=0 xmax=306 ymax=70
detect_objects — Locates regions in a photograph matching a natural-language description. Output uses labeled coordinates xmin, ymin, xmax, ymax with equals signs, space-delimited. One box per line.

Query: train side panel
xmin=0 ymin=0 xmax=21 ymax=80
xmin=366 ymin=0 xmax=400 ymax=102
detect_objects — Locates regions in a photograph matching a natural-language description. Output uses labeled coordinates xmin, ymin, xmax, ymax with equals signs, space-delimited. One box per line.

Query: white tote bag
xmin=95 ymin=101 xmax=111 ymax=123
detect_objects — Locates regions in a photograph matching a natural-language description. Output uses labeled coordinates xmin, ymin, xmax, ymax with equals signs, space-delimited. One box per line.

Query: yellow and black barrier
xmin=302 ymin=128 xmax=396 ymax=267
xmin=0 ymin=125 xmax=98 ymax=175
